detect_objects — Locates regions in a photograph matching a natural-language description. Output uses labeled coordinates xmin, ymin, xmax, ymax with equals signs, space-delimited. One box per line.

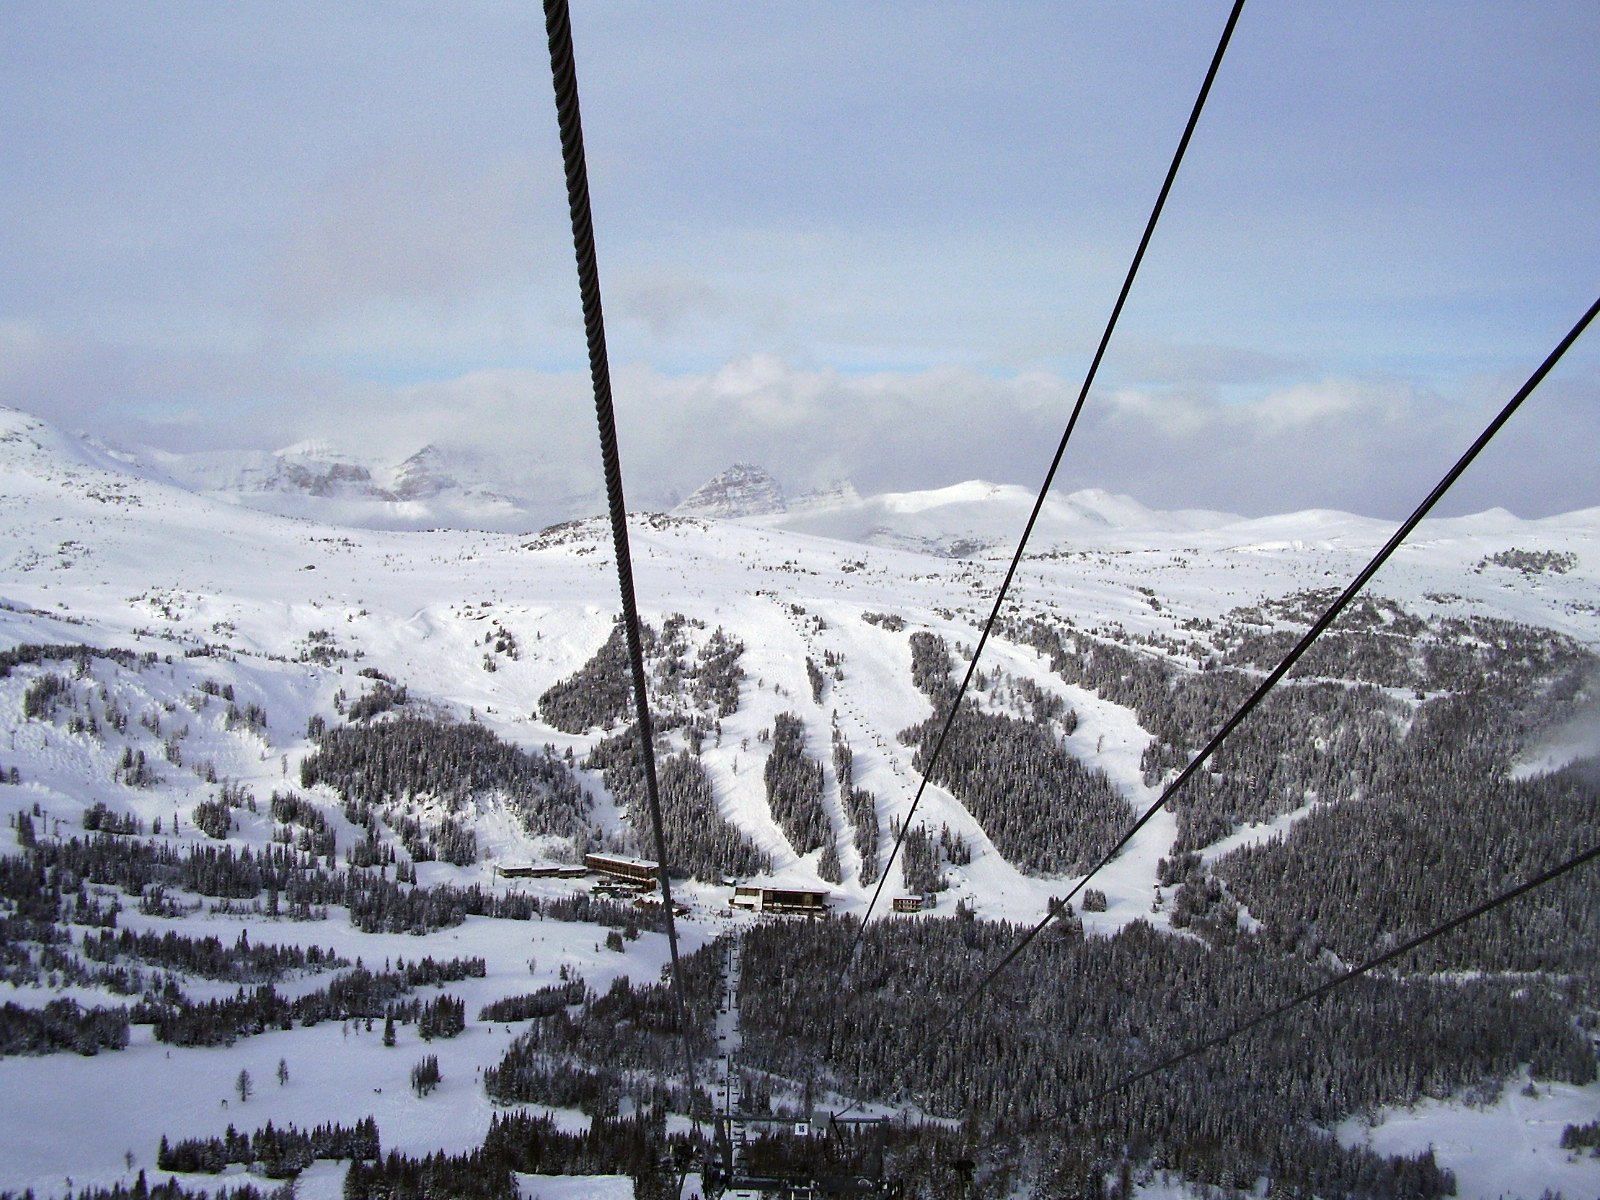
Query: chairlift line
xmin=818 ymin=0 xmax=1249 ymax=1125
xmin=1066 ymin=839 xmax=1600 ymax=1116
xmin=825 ymin=0 xmax=1250 ymax=1023
xmin=925 ymin=289 xmax=1600 ymax=1048
xmin=852 ymin=289 xmax=1600 ymax=1122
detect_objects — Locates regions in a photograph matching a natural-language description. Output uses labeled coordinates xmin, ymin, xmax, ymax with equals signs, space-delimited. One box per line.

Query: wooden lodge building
xmin=494 ymin=863 xmax=588 ymax=880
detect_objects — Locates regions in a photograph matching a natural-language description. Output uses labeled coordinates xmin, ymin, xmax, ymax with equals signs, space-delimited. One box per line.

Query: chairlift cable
xmin=543 ymin=0 xmax=702 ymax=1123
xmin=1068 ymin=841 xmax=1600 ymax=1113
xmin=825 ymin=293 xmax=1599 ymax=1125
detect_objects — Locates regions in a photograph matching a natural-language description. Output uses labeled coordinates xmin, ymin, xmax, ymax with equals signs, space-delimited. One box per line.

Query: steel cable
xmin=1069 ymin=840 xmax=1600 ymax=1114
xmin=543 ymin=0 xmax=701 ymax=1120
xmin=863 ymin=292 xmax=1600 ymax=1109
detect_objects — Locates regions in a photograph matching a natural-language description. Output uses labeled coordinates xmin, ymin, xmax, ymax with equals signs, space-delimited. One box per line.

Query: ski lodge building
xmin=583 ymin=852 xmax=660 ymax=889
xmin=494 ymin=863 xmax=588 ymax=880
xmin=728 ymin=885 xmax=831 ymax=915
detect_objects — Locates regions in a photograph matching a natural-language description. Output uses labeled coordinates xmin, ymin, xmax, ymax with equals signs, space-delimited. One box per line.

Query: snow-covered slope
xmin=5 ymin=403 xmax=1598 ymax=906
xmin=2 ymin=404 xmax=1599 ymax=1196
xmin=747 ymin=478 xmax=1242 ymax=557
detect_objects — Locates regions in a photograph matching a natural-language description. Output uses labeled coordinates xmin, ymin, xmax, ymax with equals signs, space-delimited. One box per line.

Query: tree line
xmin=586 ymin=726 xmax=769 ymax=880
xmin=156 ymin=1118 xmax=379 ymax=1177
xmin=1001 ymin=602 xmax=1594 ymax=854
xmin=538 ymin=614 xmax=746 ymax=735
xmin=832 ymin=723 xmax=880 ymax=884
xmin=764 ymin=712 xmax=831 ymax=866
xmin=132 ymin=956 xmax=480 ymax=1047
xmin=901 ymin=632 xmax=1128 ymax=875
xmin=80 ymin=928 xmax=347 ymax=984
xmin=342 ymin=1110 xmax=690 ymax=1200
xmin=484 ymin=942 xmax=721 ymax=1118
xmin=302 ymin=714 xmax=591 ymax=844
xmin=0 ymin=1174 xmax=268 ymax=1200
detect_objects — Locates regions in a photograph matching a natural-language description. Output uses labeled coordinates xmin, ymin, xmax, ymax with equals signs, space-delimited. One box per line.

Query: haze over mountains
xmin=32 ymin=412 xmax=1600 ymax=566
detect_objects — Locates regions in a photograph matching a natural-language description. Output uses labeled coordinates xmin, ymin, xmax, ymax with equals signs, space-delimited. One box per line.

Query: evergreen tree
xmin=410 ymin=1055 xmax=441 ymax=1098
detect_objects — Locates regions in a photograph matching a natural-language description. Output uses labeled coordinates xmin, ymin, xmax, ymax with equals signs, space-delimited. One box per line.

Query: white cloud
xmin=7 ymin=344 xmax=1596 ymax=522
xmin=1249 ymin=379 xmax=1404 ymax=435
xmin=1101 ymin=387 xmax=1214 ymax=439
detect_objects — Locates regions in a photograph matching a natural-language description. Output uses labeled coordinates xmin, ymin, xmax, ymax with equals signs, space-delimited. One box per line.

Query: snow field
xmin=0 ymin=888 xmax=696 ymax=1195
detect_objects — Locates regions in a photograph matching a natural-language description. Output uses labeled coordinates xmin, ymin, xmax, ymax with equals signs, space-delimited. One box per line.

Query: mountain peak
xmin=390 ymin=444 xmax=459 ymax=501
xmin=675 ymin=463 xmax=787 ymax=518
xmin=273 ymin=438 xmax=350 ymax=462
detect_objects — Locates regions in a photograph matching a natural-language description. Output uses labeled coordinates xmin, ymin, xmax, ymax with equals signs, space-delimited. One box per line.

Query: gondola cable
xmin=540 ymin=0 xmax=1598 ymax=1173
xmin=1069 ymin=839 xmax=1600 ymax=1115
xmin=542 ymin=0 xmax=703 ymax=1122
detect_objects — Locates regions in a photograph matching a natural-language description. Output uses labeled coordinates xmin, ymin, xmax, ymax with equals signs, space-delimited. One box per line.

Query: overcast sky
xmin=2 ymin=1 xmax=1597 ymax=518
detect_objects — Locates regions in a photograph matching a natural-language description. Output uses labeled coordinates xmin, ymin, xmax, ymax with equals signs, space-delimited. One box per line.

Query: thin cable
xmin=544 ymin=0 xmax=701 ymax=1120
xmin=908 ymin=291 xmax=1600 ymax=1059
xmin=1071 ymin=841 xmax=1600 ymax=1113
xmin=832 ymin=0 xmax=1249 ymax=1002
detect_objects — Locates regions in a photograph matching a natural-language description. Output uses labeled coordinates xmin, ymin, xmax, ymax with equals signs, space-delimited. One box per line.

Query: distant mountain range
xmin=11 ymin=417 xmax=1226 ymax=556
xmin=13 ymin=408 xmax=1600 ymax=566
xmin=83 ymin=434 xmax=611 ymax=532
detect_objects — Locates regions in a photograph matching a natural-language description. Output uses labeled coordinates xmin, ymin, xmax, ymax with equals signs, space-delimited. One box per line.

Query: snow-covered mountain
xmin=17 ymin=412 xmax=1540 ymax=569
xmin=669 ymin=462 xmax=863 ymax=520
xmin=5 ymin=401 xmax=1597 ymax=904
xmin=747 ymin=479 xmax=1243 ymax=557
xmin=674 ymin=462 xmax=787 ymax=518
xmin=70 ymin=425 xmax=632 ymax=533
xmin=9 ymin=417 xmax=1266 ymax=553
xmin=3 ymin=403 xmax=1600 ymax=1197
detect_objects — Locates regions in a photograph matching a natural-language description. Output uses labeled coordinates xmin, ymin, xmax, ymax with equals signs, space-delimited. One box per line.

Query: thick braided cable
xmin=544 ymin=0 xmax=701 ymax=1119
